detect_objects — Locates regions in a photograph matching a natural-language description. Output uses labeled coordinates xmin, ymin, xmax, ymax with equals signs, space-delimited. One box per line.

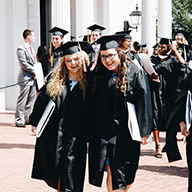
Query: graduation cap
xmin=152 ymin=43 xmax=158 ymax=48
xmin=79 ymin=35 xmax=90 ymax=43
xmin=49 ymin=26 xmax=69 ymax=37
xmin=56 ymin=41 xmax=89 ymax=56
xmin=115 ymin=30 xmax=132 ymax=40
xmin=139 ymin=43 xmax=147 ymax=48
xmin=158 ymin=37 xmax=172 ymax=45
xmin=95 ymin=34 xmax=126 ymax=51
xmin=176 ymin=29 xmax=190 ymax=42
xmin=87 ymin=24 xmax=106 ymax=33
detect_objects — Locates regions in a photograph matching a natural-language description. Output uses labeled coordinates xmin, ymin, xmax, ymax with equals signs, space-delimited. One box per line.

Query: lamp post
xmin=129 ymin=4 xmax=142 ymax=32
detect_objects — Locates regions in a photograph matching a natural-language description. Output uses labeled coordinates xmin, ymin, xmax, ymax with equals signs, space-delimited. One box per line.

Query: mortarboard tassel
xmin=78 ymin=42 xmax=87 ymax=72
xmin=87 ymin=30 xmax=90 ymax=44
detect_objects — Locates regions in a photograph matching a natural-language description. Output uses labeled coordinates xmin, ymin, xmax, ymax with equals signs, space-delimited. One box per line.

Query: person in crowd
xmin=88 ymin=35 xmax=152 ymax=192
xmin=84 ymin=24 xmax=106 ymax=69
xmin=41 ymin=26 xmax=68 ymax=77
xmin=30 ymin=41 xmax=90 ymax=192
xmin=165 ymin=71 xmax=192 ymax=192
xmin=115 ymin=30 xmax=141 ymax=65
xmin=174 ymin=29 xmax=189 ymax=45
xmin=138 ymin=43 xmax=148 ymax=55
xmin=34 ymin=45 xmax=47 ymax=93
xmin=36 ymin=45 xmax=47 ymax=63
xmin=132 ymin=41 xmax=140 ymax=53
xmin=150 ymin=43 xmax=159 ymax=59
xmin=150 ymin=37 xmax=188 ymax=157
xmin=15 ymin=29 xmax=36 ymax=127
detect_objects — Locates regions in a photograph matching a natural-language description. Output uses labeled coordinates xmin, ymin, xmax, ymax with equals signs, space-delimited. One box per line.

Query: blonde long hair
xmin=46 ymin=51 xmax=90 ymax=100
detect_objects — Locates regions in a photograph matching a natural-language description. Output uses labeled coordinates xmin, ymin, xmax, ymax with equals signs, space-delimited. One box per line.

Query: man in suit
xmin=15 ymin=29 xmax=37 ymax=127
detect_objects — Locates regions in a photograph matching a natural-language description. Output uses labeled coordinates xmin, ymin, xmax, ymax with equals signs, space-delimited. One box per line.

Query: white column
xmin=158 ymin=0 xmax=172 ymax=38
xmin=52 ymin=0 xmax=71 ymax=41
xmin=2 ymin=0 xmax=28 ymax=110
xmin=27 ymin=0 xmax=40 ymax=51
xmin=85 ymin=0 xmax=94 ymax=27
xmin=74 ymin=0 xmax=86 ymax=40
xmin=142 ymin=0 xmax=156 ymax=55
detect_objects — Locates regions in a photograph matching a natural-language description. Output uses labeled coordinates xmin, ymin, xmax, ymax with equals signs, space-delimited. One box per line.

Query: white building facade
xmin=0 ymin=0 xmax=171 ymax=111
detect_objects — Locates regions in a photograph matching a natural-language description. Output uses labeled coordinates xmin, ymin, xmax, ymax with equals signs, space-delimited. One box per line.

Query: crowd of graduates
xmin=20 ymin=24 xmax=192 ymax=192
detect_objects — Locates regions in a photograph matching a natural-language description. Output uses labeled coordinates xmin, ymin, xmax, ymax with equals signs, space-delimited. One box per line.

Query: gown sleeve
xmin=126 ymin=62 xmax=153 ymax=137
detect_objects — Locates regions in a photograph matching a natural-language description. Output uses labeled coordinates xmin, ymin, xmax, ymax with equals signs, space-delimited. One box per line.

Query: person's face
xmin=153 ymin=47 xmax=159 ymax=55
xmin=142 ymin=48 xmax=148 ymax=54
xmin=65 ymin=53 xmax=79 ymax=75
xmin=178 ymin=49 xmax=183 ymax=56
xmin=100 ymin=48 xmax=120 ymax=74
xmin=51 ymin=35 xmax=63 ymax=49
xmin=121 ymin=39 xmax=132 ymax=50
xmin=158 ymin=44 xmax=169 ymax=55
xmin=29 ymin=32 xmax=36 ymax=44
xmin=175 ymin=35 xmax=182 ymax=44
xmin=90 ymin=31 xmax=101 ymax=43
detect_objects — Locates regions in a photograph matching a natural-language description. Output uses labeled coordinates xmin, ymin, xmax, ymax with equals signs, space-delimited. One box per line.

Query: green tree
xmin=172 ymin=0 xmax=192 ymax=43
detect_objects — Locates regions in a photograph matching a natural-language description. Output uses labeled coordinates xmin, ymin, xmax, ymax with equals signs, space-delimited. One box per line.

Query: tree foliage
xmin=172 ymin=0 xmax=192 ymax=43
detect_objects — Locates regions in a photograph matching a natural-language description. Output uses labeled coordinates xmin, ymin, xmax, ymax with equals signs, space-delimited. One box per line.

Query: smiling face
xmin=100 ymin=48 xmax=120 ymax=74
xmin=51 ymin=35 xmax=63 ymax=49
xmin=121 ymin=38 xmax=132 ymax=50
xmin=90 ymin=31 xmax=101 ymax=43
xmin=158 ymin=44 xmax=169 ymax=55
xmin=64 ymin=53 xmax=79 ymax=75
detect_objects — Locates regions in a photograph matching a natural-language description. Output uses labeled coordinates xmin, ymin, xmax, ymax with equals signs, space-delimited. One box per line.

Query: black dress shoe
xmin=15 ymin=123 xmax=26 ymax=127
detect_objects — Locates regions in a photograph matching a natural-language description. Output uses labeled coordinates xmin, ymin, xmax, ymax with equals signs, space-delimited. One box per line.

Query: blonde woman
xmin=30 ymin=41 xmax=90 ymax=192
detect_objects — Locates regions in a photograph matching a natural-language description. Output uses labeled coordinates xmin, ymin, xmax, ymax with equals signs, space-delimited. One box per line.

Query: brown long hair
xmin=92 ymin=48 xmax=130 ymax=93
xmin=49 ymin=36 xmax=64 ymax=67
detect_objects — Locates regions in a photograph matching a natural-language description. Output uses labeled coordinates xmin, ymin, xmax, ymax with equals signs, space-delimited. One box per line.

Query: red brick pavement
xmin=0 ymin=110 xmax=188 ymax=192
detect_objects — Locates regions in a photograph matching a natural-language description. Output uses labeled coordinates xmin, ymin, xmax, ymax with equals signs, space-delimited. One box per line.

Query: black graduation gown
xmin=126 ymin=50 xmax=141 ymax=65
xmin=41 ymin=51 xmax=62 ymax=77
xmin=88 ymin=62 xmax=152 ymax=190
xmin=30 ymin=82 xmax=87 ymax=192
xmin=150 ymin=55 xmax=187 ymax=131
xmin=165 ymin=71 xmax=192 ymax=162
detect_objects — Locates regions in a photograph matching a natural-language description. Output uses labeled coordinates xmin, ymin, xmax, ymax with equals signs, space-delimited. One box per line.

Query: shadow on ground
xmin=0 ymin=143 xmax=34 ymax=149
xmin=139 ymin=164 xmax=188 ymax=178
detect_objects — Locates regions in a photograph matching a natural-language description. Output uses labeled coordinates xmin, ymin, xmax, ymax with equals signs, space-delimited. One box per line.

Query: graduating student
xmin=84 ymin=24 xmax=106 ymax=69
xmin=138 ymin=43 xmax=148 ymax=55
xmin=165 ymin=71 xmax=192 ymax=192
xmin=41 ymin=26 xmax=69 ymax=77
xmin=30 ymin=41 xmax=90 ymax=192
xmin=150 ymin=43 xmax=159 ymax=59
xmin=150 ymin=37 xmax=188 ymax=156
xmin=115 ymin=30 xmax=141 ymax=65
xmin=88 ymin=35 xmax=152 ymax=192
xmin=174 ymin=29 xmax=189 ymax=45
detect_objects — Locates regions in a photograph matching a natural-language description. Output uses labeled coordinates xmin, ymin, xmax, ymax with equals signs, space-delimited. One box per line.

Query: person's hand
xmin=179 ymin=121 xmax=190 ymax=137
xmin=141 ymin=136 xmax=149 ymax=145
xmin=168 ymin=43 xmax=177 ymax=52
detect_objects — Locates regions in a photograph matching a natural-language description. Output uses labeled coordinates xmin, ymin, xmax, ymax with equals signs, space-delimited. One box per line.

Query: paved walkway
xmin=0 ymin=110 xmax=188 ymax=192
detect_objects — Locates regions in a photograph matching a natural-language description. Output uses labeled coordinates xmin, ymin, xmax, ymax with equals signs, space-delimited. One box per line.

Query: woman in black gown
xmin=30 ymin=41 xmax=90 ymax=192
xmin=88 ymin=35 xmax=152 ymax=192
